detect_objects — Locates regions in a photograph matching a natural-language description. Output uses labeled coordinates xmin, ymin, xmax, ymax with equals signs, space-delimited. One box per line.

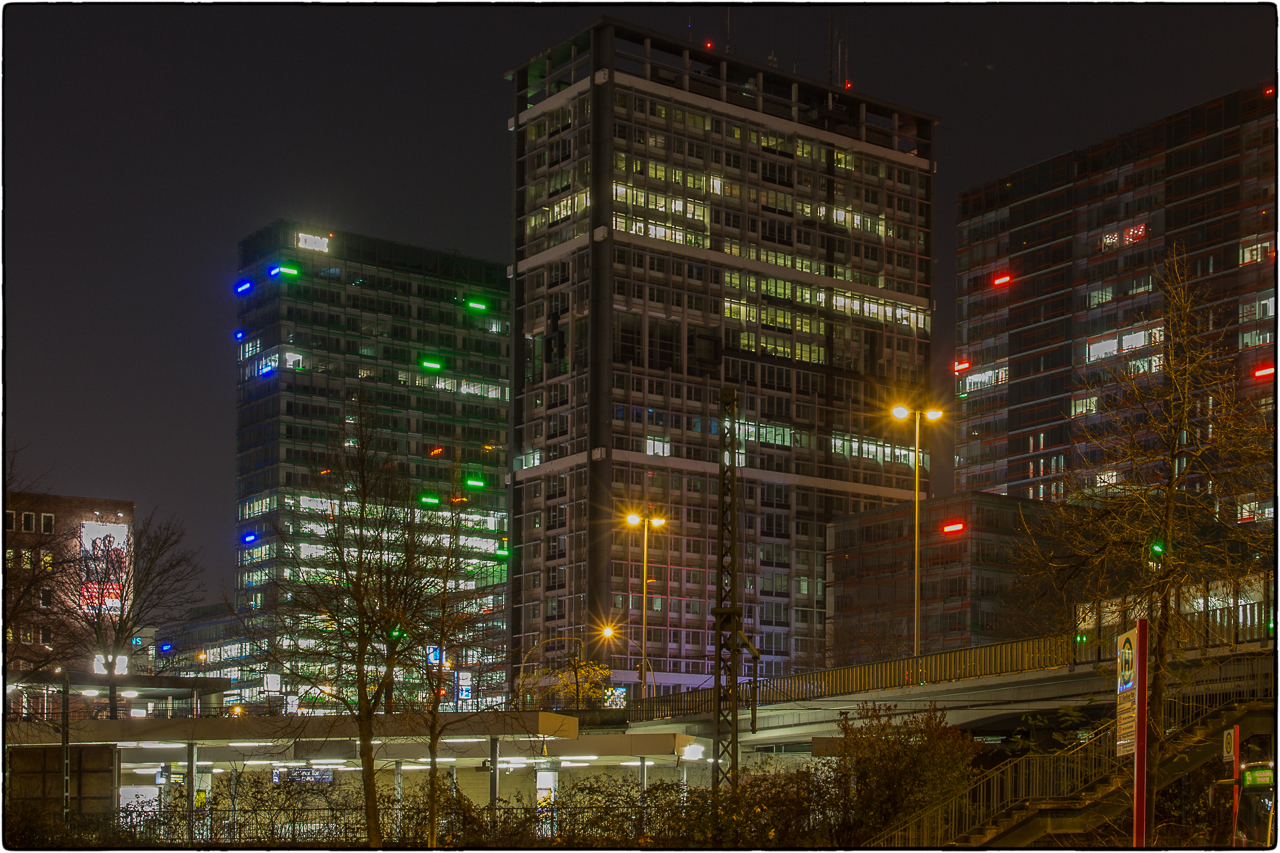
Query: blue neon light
xmin=243 ymin=533 xmax=257 ymax=543
xmin=261 ymin=366 xmax=274 ymax=375
xmin=268 ymin=267 xmax=281 ymax=276
xmin=159 ymin=643 xmax=173 ymax=654
xmin=235 ymin=331 xmax=245 ymax=340
xmin=236 ymin=280 xmax=252 ymax=293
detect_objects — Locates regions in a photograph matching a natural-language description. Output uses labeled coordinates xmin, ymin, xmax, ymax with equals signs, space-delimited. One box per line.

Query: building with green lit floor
xmin=226 ymin=220 xmax=510 ymax=707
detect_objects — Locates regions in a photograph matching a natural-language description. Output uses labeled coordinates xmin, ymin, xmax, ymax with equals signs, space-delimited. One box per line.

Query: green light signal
xmin=465 ymin=479 xmax=484 ymax=489
xmin=279 ymin=267 xmax=299 ymax=275
xmin=420 ymin=494 xmax=441 ymax=505
xmin=421 ymin=359 xmax=442 ymax=370
xmin=467 ymin=301 xmax=487 ymax=311
xmin=1151 ymin=542 xmax=1165 ymax=554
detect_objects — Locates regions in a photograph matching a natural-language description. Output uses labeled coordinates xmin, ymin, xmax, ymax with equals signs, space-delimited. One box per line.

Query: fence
xmin=630 ymin=601 xmax=1274 ymax=722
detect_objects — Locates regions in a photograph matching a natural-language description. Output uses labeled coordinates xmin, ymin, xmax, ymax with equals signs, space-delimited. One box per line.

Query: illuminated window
xmin=1072 ymin=396 xmax=1098 ymax=417
xmin=1240 ymin=240 xmax=1272 ymax=265
xmin=1097 ymin=470 xmax=1119 ymax=487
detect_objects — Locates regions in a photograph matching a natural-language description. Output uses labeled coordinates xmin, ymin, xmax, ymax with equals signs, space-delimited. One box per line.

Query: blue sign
xmin=459 ymin=686 xmax=471 ymax=700
xmin=426 ymin=646 xmax=442 ymax=666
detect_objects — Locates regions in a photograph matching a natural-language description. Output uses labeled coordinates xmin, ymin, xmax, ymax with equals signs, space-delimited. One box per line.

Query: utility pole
xmin=61 ymin=669 xmax=70 ymax=827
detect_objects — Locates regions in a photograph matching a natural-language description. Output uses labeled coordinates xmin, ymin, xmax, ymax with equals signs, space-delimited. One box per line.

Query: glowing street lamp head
xmin=602 ymin=626 xmax=615 ymax=638
xmin=892 ymin=406 xmax=911 ymax=420
xmin=925 ymin=410 xmax=944 ymax=421
xmin=650 ymin=517 xmax=665 ymax=527
xmin=626 ymin=514 xmax=641 ymax=526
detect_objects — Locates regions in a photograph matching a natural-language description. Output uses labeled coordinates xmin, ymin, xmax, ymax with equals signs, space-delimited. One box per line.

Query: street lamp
xmin=891 ymin=405 xmax=943 ymax=658
xmin=601 ymin=626 xmax=656 ymax=699
xmin=624 ymin=512 xmax=665 ymax=699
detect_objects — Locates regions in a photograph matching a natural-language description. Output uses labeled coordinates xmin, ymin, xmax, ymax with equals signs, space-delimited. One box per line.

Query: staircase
xmin=867 ymin=655 xmax=1274 ymax=848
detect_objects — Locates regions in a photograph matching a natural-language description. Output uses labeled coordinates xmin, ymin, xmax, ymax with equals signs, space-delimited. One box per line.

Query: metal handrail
xmin=866 ymin=655 xmax=1274 ymax=848
xmin=630 ymin=601 xmax=1274 ymax=722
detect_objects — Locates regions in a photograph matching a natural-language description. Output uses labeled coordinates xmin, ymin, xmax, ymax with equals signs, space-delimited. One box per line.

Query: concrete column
xmin=394 ymin=760 xmax=403 ymax=840
xmin=186 ymin=741 xmax=197 ymax=843
xmin=638 ymin=757 xmax=647 ymax=790
xmin=489 ymin=737 xmax=500 ymax=834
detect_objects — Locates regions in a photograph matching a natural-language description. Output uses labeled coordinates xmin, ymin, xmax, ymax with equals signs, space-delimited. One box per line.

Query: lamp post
xmin=601 ymin=626 xmax=656 ymax=699
xmin=891 ymin=405 xmax=943 ymax=658
xmin=624 ymin=513 xmax=666 ymax=699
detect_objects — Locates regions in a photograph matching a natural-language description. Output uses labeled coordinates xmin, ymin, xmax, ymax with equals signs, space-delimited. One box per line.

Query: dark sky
xmin=5 ymin=4 xmax=1274 ymax=602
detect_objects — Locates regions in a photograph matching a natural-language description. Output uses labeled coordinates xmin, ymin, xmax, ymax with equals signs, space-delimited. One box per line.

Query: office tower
xmin=508 ymin=20 xmax=939 ymax=695
xmin=233 ymin=220 xmax=510 ymax=706
xmin=954 ymin=83 xmax=1276 ymax=500
xmin=826 ymin=492 xmax=1048 ymax=662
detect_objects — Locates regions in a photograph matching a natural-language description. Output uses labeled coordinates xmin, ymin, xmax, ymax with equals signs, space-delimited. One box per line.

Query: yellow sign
xmin=1116 ymin=628 xmax=1138 ymax=756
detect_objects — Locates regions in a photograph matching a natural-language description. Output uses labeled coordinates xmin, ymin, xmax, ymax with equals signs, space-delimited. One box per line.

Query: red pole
xmin=1133 ymin=619 xmax=1148 ymax=848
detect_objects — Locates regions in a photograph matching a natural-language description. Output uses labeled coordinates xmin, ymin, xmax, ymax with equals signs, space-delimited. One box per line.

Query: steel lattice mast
xmin=711 ymin=388 xmax=741 ymax=797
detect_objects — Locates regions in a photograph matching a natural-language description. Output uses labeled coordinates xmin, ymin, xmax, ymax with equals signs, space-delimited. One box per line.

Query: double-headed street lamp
xmin=892 ymin=405 xmax=943 ymax=658
xmin=624 ymin=512 xmax=665 ymax=699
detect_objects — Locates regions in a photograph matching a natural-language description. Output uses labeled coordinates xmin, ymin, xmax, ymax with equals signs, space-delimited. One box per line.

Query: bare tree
xmin=1016 ymin=244 xmax=1275 ymax=845
xmin=250 ymin=394 xmax=504 ymax=848
xmin=56 ymin=512 xmax=205 ymax=718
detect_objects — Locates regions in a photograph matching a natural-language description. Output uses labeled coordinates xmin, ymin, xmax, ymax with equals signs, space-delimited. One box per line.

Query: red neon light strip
xmin=942 ymin=523 xmax=965 ymax=533
xmin=1255 ymin=366 xmax=1275 ymax=377
xmin=993 ymin=274 xmax=1011 ymax=285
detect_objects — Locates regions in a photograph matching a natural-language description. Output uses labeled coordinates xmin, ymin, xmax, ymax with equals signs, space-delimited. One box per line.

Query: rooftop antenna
xmin=828 ymin=9 xmax=834 ymax=85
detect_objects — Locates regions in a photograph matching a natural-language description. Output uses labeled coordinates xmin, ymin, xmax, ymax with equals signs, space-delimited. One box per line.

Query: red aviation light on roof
xmin=1255 ymin=366 xmax=1276 ymax=378
xmin=993 ymin=273 xmax=1012 ymax=286
xmin=705 ymin=41 xmax=713 ymax=49
xmin=1266 ymin=86 xmax=1275 ymax=96
xmin=942 ymin=522 xmax=966 ymax=534
xmin=954 ymin=360 xmax=971 ymax=373
xmin=844 ymin=80 xmax=852 ymax=90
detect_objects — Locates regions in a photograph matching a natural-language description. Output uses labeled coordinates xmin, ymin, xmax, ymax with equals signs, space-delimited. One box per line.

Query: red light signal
xmin=430 ymin=447 xmax=444 ymax=456
xmin=942 ymin=522 xmax=966 ymax=534
xmin=1266 ymin=87 xmax=1275 ymax=96
xmin=844 ymin=80 xmax=852 ymax=90
xmin=1255 ymin=366 xmax=1276 ymax=378
xmin=993 ymin=274 xmax=1011 ymax=286
xmin=705 ymin=41 xmax=713 ymax=49
xmin=954 ymin=360 xmax=971 ymax=373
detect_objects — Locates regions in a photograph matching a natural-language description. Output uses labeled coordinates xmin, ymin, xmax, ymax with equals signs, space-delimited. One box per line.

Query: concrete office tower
xmin=233 ymin=220 xmax=511 ymax=706
xmin=508 ymin=20 xmax=939 ymax=696
xmin=955 ymin=83 xmax=1276 ymax=500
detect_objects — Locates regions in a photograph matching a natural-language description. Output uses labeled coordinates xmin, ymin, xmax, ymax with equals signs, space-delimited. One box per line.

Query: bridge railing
xmin=866 ymin=653 xmax=1275 ymax=848
xmin=630 ymin=601 xmax=1274 ymax=722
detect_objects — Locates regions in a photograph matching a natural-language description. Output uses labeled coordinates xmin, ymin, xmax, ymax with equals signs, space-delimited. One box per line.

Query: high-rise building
xmin=233 ymin=219 xmax=511 ymax=705
xmin=508 ymin=20 xmax=939 ymax=696
xmin=825 ymin=491 xmax=1047 ymax=663
xmin=954 ymin=83 xmax=1276 ymax=499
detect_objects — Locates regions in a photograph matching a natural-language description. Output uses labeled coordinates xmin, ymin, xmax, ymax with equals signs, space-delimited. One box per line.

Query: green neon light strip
xmin=279 ymin=267 xmax=299 ymax=274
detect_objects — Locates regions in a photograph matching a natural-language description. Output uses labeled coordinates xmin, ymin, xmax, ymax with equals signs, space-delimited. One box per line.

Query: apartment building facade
xmin=508 ymin=20 xmax=939 ymax=695
xmin=954 ymin=83 xmax=1276 ymax=501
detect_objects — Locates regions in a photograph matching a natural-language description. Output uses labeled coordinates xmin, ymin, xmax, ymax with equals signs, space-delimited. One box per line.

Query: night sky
xmin=5 ymin=4 xmax=1274 ymax=602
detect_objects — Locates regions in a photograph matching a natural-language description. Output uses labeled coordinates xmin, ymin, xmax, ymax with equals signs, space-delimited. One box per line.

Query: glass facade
xmin=955 ymin=83 xmax=1277 ymax=500
xmin=233 ymin=219 xmax=510 ymax=704
xmin=509 ymin=21 xmax=939 ymax=695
